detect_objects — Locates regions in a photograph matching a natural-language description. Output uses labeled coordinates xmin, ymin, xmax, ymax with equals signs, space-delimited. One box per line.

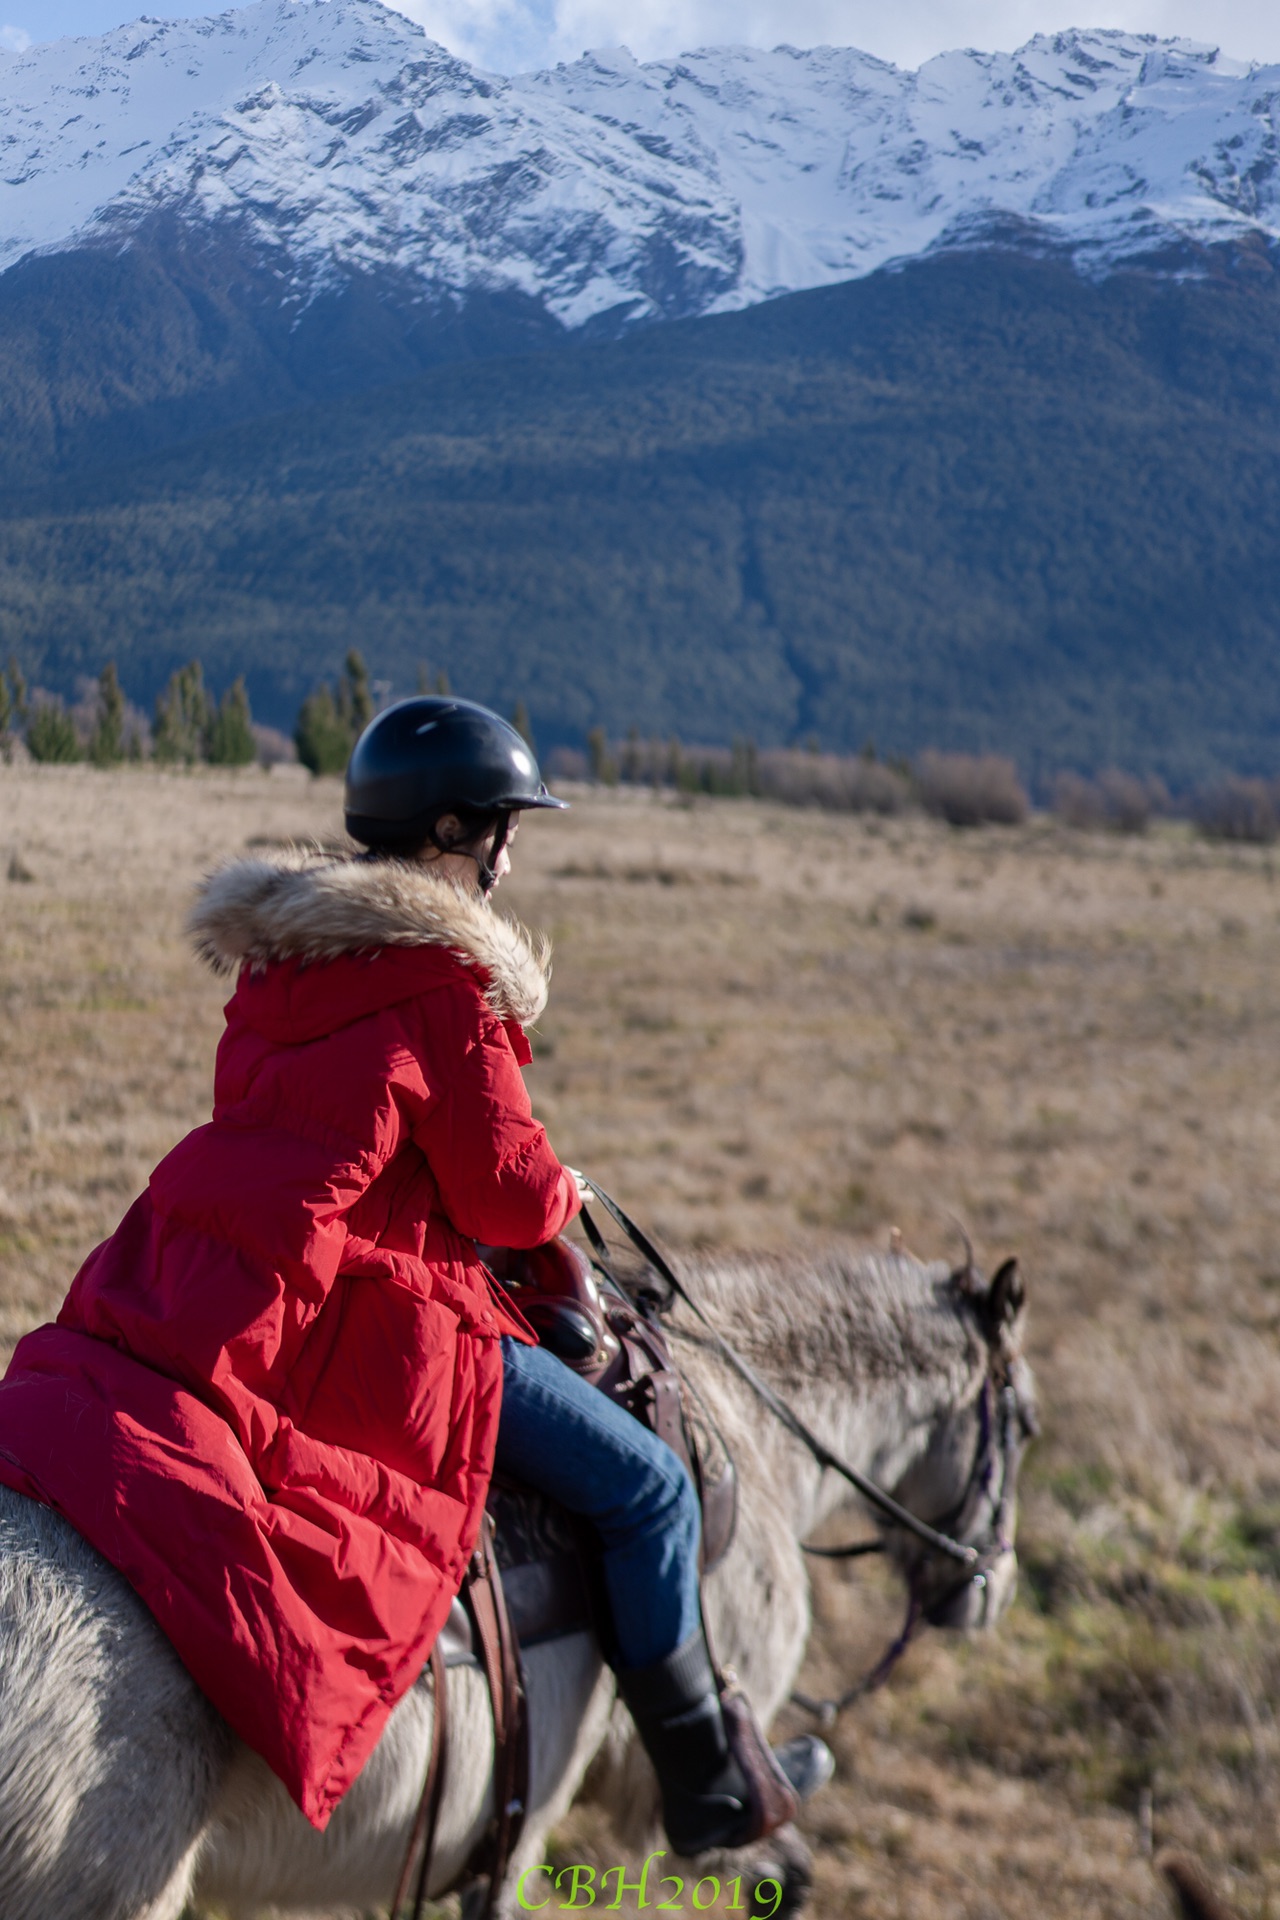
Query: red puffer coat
xmin=0 ymin=852 xmax=578 ymax=1827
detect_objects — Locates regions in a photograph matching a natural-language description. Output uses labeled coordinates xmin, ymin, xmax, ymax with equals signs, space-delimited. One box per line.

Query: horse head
xmin=885 ymin=1254 xmax=1038 ymax=1634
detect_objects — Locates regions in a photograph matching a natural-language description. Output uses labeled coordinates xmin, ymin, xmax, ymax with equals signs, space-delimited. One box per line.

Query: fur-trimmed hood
xmin=187 ymin=848 xmax=550 ymax=1027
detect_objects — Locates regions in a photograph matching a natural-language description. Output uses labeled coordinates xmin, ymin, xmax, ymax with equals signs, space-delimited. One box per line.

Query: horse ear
xmin=982 ymin=1257 xmax=1025 ymax=1340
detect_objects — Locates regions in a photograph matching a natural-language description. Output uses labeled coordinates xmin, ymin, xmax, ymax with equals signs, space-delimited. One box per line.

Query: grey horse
xmin=0 ymin=1243 xmax=1035 ymax=1918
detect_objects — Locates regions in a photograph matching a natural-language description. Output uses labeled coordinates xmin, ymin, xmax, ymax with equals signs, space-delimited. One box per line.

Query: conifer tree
xmin=207 ymin=677 xmax=256 ymax=766
xmin=1 ymin=658 xmax=29 ymax=762
xmin=25 ymin=695 xmax=80 ymax=763
xmin=88 ymin=663 xmax=126 ymax=767
xmin=294 ymin=687 xmax=348 ymax=775
xmin=511 ymin=698 xmax=536 ymax=754
xmin=6 ymin=656 xmax=26 ymax=725
xmin=294 ymin=650 xmax=376 ymax=775
xmin=729 ymin=737 xmax=752 ymax=796
xmin=344 ymin=650 xmax=373 ymax=733
xmin=154 ymin=661 xmax=212 ymax=764
xmin=586 ymin=726 xmax=617 ymax=785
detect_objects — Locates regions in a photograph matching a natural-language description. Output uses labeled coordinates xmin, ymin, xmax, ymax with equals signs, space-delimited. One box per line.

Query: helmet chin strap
xmin=474 ymin=812 xmax=511 ymax=896
xmin=432 ymin=810 xmax=512 ymax=896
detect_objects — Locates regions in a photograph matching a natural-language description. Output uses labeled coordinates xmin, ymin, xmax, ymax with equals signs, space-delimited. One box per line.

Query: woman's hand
xmin=565 ymin=1167 xmax=594 ymax=1203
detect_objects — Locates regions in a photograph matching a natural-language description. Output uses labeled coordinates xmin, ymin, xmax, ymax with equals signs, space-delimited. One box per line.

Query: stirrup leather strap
xmin=390 ymin=1639 xmax=449 ymax=1920
xmin=464 ymin=1515 xmax=530 ymax=1918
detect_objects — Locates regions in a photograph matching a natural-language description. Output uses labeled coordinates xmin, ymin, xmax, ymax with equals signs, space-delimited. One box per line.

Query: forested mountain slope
xmin=4 ymin=247 xmax=1278 ymax=783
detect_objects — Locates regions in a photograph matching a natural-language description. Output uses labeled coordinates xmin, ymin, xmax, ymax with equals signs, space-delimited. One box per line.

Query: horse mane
xmin=665 ymin=1245 xmax=989 ymax=1402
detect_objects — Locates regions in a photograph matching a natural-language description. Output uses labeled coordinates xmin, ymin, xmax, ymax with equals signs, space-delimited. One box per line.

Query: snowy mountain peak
xmin=1 ymin=0 xmax=1277 ymax=331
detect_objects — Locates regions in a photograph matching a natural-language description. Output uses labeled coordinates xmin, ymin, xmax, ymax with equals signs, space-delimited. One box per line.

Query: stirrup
xmin=774 ymin=1733 xmax=835 ymax=1803
xmin=716 ymin=1682 xmax=802 ymax=1845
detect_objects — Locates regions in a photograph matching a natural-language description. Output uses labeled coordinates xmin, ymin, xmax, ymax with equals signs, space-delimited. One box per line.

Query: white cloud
xmin=382 ymin=0 xmax=1280 ymax=72
xmin=0 ymin=22 xmax=31 ymax=49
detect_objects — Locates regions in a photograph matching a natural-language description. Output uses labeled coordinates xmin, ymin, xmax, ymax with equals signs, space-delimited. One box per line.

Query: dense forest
xmin=1 ymin=244 xmax=1279 ymax=782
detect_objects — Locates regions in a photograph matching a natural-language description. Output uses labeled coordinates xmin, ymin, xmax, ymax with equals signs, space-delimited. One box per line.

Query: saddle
xmin=391 ymin=1233 xmax=739 ymax=1920
xmin=486 ymin=1233 xmax=739 ymax=1577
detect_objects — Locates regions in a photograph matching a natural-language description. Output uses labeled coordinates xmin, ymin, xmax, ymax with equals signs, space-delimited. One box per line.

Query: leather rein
xmin=580 ymin=1183 xmax=979 ymax=1566
xmin=579 ymin=1182 xmax=1029 ymax=1724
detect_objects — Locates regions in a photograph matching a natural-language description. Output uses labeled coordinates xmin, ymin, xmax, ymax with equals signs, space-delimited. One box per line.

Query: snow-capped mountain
xmin=0 ymin=0 xmax=1277 ymax=332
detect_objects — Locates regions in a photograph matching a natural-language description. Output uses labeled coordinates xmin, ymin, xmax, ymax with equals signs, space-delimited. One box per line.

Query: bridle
xmin=578 ymin=1183 xmax=1036 ymax=1724
xmin=912 ymin=1366 xmax=1031 ymax=1622
xmin=790 ymin=1362 xmax=1034 ymax=1720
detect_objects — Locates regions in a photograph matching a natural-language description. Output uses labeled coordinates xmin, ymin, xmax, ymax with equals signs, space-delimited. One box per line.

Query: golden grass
xmin=3 ymin=763 xmax=1279 ymax=1919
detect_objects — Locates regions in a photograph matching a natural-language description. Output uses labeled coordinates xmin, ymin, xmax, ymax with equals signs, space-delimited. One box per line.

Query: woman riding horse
xmin=0 ymin=696 xmax=822 ymax=1857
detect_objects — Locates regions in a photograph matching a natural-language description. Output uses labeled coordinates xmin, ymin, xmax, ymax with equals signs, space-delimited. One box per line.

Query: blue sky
xmin=6 ymin=0 xmax=1279 ymax=71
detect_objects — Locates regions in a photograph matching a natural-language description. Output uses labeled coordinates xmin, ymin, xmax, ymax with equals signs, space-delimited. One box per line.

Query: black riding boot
xmin=617 ymin=1631 xmax=833 ymax=1858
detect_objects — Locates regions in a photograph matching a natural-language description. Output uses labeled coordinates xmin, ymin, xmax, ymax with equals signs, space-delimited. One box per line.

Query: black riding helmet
xmin=345 ymin=696 xmax=566 ymax=889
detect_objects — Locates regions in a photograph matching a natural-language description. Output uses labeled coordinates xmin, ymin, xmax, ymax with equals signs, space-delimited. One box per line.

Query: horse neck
xmin=681 ymin=1249 xmax=990 ymax=1543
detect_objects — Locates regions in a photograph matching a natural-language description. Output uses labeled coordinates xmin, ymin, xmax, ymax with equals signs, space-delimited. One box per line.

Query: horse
xmin=0 ymin=1241 xmax=1035 ymax=1919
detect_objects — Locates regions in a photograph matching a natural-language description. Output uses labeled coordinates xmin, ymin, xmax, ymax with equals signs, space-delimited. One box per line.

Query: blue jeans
xmin=494 ymin=1335 xmax=702 ymax=1670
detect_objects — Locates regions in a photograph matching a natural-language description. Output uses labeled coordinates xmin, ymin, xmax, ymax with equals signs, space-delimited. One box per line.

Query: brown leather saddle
xmin=391 ymin=1235 xmax=739 ymax=1920
xmin=496 ymin=1233 xmax=738 ymax=1568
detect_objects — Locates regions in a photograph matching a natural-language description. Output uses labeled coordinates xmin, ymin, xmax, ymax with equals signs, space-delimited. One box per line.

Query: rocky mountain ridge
xmin=1 ymin=0 xmax=1278 ymax=334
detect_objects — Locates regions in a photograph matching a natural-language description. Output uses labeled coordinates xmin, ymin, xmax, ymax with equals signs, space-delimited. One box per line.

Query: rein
xmin=789 ymin=1594 xmax=923 ymax=1726
xmin=579 ymin=1182 xmax=1030 ymax=1726
xmin=579 ymin=1185 xmax=978 ymax=1569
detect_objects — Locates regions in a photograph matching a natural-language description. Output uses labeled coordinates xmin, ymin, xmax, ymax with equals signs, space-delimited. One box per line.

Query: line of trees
xmin=552 ymin=732 xmax=1280 ymax=844
xmin=5 ymin=651 xmax=1280 ymax=846
xmin=0 ymin=650 xmax=456 ymax=775
xmin=552 ymin=732 xmax=1032 ymax=827
xmin=0 ymin=657 xmax=259 ymax=768
xmin=292 ymin=656 xmax=469 ymax=772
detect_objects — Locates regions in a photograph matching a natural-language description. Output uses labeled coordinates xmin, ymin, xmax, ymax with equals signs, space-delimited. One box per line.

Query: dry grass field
xmin=3 ymin=763 xmax=1280 ymax=1920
